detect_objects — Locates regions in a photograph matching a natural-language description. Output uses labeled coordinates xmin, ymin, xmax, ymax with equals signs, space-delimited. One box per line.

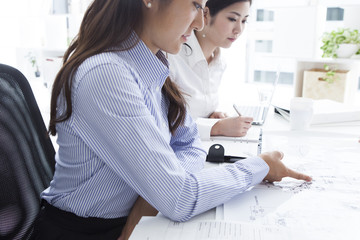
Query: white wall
xmin=0 ymin=0 xmax=85 ymax=78
xmin=218 ymin=0 xmax=360 ymax=111
xmin=1 ymin=0 xmax=360 ymax=110
xmin=273 ymin=7 xmax=317 ymax=58
xmin=0 ymin=0 xmax=50 ymax=68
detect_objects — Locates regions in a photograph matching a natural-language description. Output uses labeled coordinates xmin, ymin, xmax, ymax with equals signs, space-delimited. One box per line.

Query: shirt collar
xmin=179 ymin=32 xmax=205 ymax=68
xmin=180 ymin=31 xmax=222 ymax=69
xmin=209 ymin=47 xmax=222 ymax=68
xmin=125 ymin=32 xmax=169 ymax=89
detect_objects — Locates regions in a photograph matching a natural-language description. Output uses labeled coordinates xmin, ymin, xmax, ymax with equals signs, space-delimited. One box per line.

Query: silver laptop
xmin=233 ymin=72 xmax=279 ymax=125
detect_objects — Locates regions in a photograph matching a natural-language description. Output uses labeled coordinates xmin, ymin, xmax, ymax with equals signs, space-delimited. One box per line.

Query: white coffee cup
xmin=290 ymin=97 xmax=314 ymax=130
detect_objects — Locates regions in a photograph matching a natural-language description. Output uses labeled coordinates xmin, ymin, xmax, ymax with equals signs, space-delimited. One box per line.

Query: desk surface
xmin=29 ymin=80 xmax=360 ymax=239
xmin=130 ymin=109 xmax=360 ymax=240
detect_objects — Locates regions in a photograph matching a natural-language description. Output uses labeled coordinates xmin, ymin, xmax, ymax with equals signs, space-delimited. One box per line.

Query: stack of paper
xmin=274 ymin=99 xmax=360 ymax=125
xmin=129 ymin=215 xmax=290 ymax=240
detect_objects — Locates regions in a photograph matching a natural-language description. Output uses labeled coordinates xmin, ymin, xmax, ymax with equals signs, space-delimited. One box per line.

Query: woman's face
xmin=205 ymin=1 xmax=250 ymax=48
xmin=141 ymin=0 xmax=207 ymax=54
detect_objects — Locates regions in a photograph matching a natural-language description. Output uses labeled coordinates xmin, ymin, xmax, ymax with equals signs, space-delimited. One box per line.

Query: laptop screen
xmin=233 ymin=71 xmax=280 ymax=125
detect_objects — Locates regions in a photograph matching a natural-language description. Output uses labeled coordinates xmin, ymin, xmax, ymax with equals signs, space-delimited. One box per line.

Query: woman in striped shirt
xmin=33 ymin=0 xmax=311 ymax=239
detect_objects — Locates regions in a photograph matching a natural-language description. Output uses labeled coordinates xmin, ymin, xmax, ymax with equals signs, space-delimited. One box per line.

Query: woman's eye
xmin=193 ymin=2 xmax=203 ymax=11
xmin=228 ymin=17 xmax=237 ymax=22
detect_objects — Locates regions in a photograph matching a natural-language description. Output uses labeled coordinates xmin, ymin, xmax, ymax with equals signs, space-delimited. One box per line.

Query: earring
xmin=147 ymin=2 xmax=152 ymax=8
xmin=202 ymin=34 xmax=206 ymax=38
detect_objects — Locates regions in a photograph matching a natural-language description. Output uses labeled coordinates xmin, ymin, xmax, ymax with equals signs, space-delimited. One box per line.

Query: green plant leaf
xmin=320 ymin=28 xmax=360 ymax=58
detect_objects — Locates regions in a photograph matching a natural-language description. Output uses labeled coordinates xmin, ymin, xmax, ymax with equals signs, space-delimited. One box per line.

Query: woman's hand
xmin=260 ymin=151 xmax=312 ymax=182
xmin=209 ymin=111 xmax=228 ymax=119
xmin=211 ymin=116 xmax=253 ymax=137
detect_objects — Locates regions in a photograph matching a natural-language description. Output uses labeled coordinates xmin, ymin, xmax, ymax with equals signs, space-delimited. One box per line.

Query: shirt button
xmin=155 ymin=86 xmax=160 ymax=91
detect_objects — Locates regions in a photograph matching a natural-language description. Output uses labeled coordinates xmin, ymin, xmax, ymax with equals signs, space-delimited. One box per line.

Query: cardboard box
xmin=302 ymin=68 xmax=349 ymax=103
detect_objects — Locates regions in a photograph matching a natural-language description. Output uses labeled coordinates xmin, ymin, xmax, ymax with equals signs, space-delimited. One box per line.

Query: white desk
xmin=130 ymin=108 xmax=360 ymax=240
xmin=28 ymin=69 xmax=360 ymax=239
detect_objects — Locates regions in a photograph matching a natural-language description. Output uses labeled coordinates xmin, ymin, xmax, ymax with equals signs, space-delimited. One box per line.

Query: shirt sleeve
xmin=73 ymin=62 xmax=269 ymax=222
xmin=195 ymin=117 xmax=220 ymax=140
xmin=170 ymin=114 xmax=207 ymax=174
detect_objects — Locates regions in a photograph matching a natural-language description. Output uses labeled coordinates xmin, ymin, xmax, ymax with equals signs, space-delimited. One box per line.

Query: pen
xmin=233 ymin=104 xmax=242 ymax=116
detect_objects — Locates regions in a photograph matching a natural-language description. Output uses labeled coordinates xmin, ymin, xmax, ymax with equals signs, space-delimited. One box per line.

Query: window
xmin=326 ymin=7 xmax=344 ymax=21
xmin=256 ymin=9 xmax=274 ymax=22
xmin=254 ymin=71 xmax=294 ymax=85
xmin=255 ymin=40 xmax=273 ymax=53
xmin=278 ymin=72 xmax=294 ymax=85
xmin=254 ymin=71 xmax=276 ymax=83
xmin=52 ymin=0 xmax=69 ymax=14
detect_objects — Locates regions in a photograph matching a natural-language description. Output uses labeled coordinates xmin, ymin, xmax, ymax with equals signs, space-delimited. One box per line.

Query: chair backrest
xmin=0 ymin=64 xmax=55 ymax=240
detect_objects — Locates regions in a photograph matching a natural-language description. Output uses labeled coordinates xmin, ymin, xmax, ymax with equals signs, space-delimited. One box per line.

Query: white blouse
xmin=168 ymin=33 xmax=226 ymax=139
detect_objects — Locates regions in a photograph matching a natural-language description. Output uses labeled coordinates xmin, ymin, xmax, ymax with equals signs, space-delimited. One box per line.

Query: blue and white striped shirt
xmin=41 ymin=33 xmax=269 ymax=222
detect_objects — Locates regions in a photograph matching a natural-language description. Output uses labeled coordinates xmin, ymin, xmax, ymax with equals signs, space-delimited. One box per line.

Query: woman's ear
xmin=203 ymin=7 xmax=210 ymax=25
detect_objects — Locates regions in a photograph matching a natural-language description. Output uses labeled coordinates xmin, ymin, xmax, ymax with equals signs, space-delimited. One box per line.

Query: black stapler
xmin=206 ymin=144 xmax=246 ymax=163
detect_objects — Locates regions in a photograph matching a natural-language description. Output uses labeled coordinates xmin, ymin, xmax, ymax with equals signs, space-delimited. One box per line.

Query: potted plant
xmin=320 ymin=28 xmax=360 ymax=58
xmin=26 ymin=52 xmax=41 ymax=77
xmin=320 ymin=64 xmax=339 ymax=83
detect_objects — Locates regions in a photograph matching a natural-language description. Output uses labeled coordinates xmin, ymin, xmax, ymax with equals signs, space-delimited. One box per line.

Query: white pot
xmin=336 ymin=43 xmax=359 ymax=58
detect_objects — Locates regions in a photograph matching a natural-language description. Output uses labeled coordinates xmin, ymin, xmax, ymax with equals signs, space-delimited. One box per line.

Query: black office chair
xmin=0 ymin=63 xmax=55 ymax=240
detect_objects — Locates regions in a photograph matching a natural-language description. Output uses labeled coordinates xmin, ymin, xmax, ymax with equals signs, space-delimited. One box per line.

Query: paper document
xmin=243 ymin=133 xmax=360 ymax=239
xmin=210 ymin=126 xmax=262 ymax=143
xmin=223 ymin=182 xmax=301 ymax=223
xmin=130 ymin=216 xmax=289 ymax=240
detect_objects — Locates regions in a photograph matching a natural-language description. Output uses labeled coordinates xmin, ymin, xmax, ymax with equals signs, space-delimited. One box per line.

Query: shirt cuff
xmin=195 ymin=118 xmax=220 ymax=140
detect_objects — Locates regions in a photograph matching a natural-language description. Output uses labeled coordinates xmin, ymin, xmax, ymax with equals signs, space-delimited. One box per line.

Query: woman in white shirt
xmin=169 ymin=0 xmax=253 ymax=140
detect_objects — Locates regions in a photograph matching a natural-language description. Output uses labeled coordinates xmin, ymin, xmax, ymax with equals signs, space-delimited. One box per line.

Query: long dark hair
xmin=49 ymin=0 xmax=186 ymax=136
xmin=206 ymin=0 xmax=252 ymax=17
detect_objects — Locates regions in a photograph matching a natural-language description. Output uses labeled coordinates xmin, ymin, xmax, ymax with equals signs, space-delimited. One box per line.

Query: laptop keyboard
xmin=236 ymin=105 xmax=266 ymax=122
